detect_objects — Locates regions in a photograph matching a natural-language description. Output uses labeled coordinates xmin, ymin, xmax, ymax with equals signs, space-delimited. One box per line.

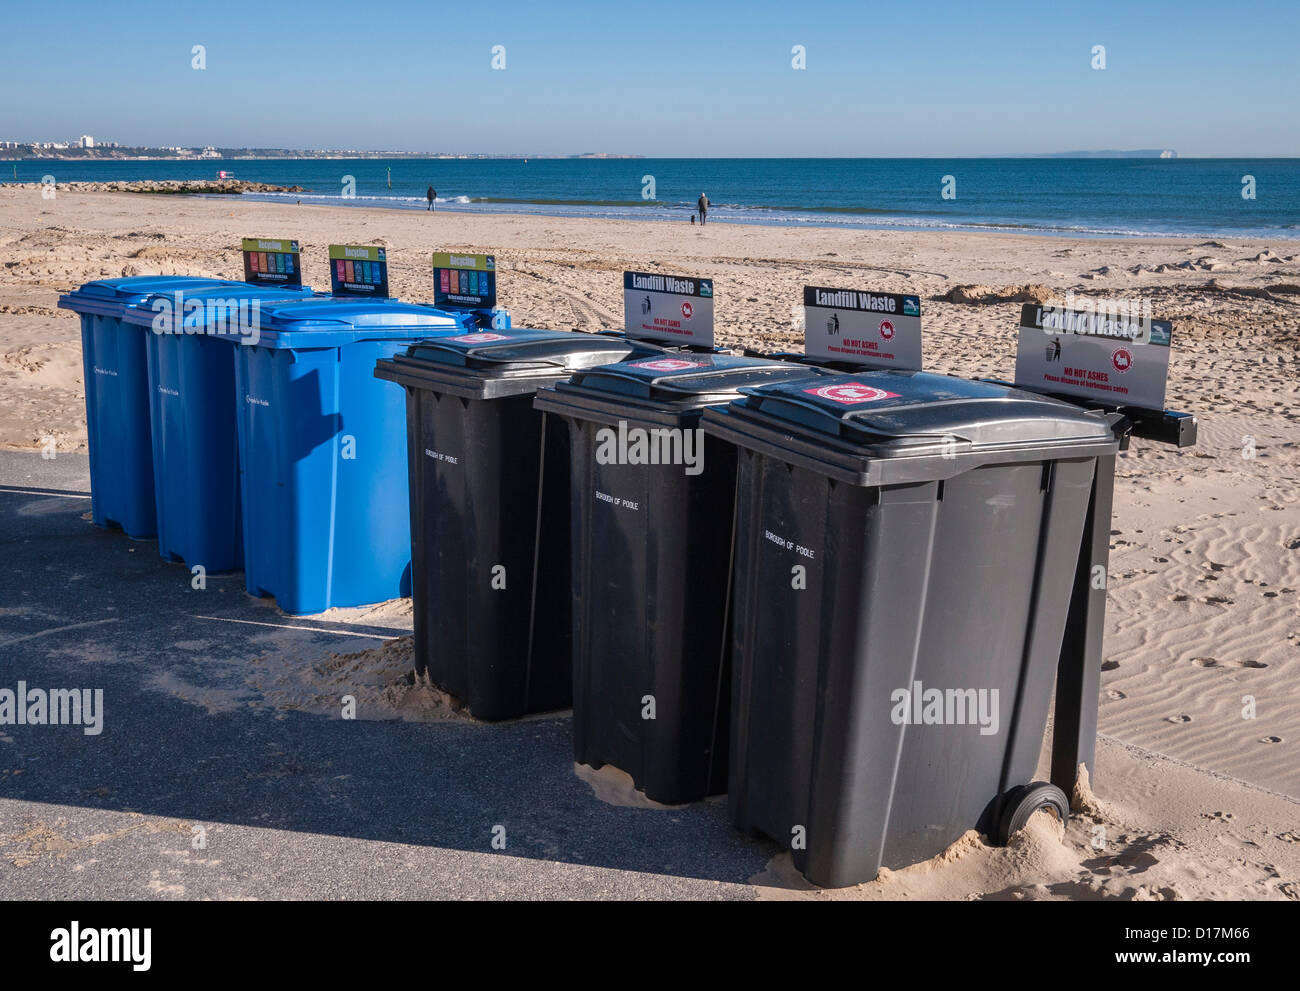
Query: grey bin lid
xmin=702 ymin=369 xmax=1122 ymax=486
xmin=375 ymin=328 xmax=664 ymax=400
xmin=554 ymin=353 xmax=818 ymax=410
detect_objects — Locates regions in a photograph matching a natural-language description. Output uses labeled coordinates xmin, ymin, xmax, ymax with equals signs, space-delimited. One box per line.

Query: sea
xmin=4 ymin=157 xmax=1297 ymax=239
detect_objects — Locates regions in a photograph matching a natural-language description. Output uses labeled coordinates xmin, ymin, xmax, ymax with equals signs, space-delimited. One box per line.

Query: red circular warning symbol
xmin=450 ymin=332 xmax=510 ymax=343
xmin=1111 ymin=347 xmax=1133 ymax=373
xmin=879 ymin=319 xmax=895 ymax=340
xmin=803 ymin=382 xmax=901 ymax=405
xmin=681 ymin=301 xmax=694 ymax=319
xmin=631 ymin=358 xmax=702 ymax=372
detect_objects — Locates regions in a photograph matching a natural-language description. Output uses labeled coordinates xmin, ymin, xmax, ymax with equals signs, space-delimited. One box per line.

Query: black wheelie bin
xmin=374 ymin=329 xmax=663 ymax=721
xmin=701 ymin=369 xmax=1125 ymax=887
xmin=535 ymin=354 xmax=822 ymax=804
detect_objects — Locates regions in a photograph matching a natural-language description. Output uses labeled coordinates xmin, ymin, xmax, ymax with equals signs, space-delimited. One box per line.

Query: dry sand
xmin=1 ymin=186 xmax=1296 ymax=899
xmin=143 ymin=598 xmax=474 ymax=724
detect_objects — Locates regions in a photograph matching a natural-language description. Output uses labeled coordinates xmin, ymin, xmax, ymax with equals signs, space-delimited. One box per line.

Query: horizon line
xmin=10 ymin=151 xmax=1300 ymax=160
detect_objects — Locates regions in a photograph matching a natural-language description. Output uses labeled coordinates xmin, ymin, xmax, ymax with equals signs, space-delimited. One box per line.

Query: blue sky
xmin=2 ymin=0 xmax=1297 ymax=156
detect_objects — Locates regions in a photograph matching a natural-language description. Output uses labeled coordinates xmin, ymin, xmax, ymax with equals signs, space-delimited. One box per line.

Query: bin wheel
xmin=993 ymin=782 xmax=1069 ymax=845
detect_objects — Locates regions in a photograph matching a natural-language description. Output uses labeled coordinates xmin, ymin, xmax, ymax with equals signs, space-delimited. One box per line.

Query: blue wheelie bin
xmin=234 ymin=300 xmax=482 ymax=614
xmin=122 ymin=283 xmax=322 ymax=572
xmin=58 ymin=276 xmax=247 ymax=539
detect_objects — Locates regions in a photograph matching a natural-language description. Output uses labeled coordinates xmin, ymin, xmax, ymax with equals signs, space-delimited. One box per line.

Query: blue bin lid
xmin=120 ymin=284 xmax=323 ymax=330
xmin=58 ymin=276 xmax=248 ymax=318
xmin=246 ymin=299 xmax=476 ymax=348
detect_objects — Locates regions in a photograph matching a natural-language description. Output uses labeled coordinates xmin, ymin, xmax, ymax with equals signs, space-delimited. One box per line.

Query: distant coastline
xmin=999 ymin=149 xmax=1179 ymax=159
xmin=1 ymin=147 xmax=1188 ymax=162
xmin=0 ymin=147 xmax=645 ymax=162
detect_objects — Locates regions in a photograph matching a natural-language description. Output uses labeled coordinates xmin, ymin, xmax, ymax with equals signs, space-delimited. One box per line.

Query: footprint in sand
xmin=1258 ymin=736 xmax=1283 ymax=744
xmin=1101 ymin=660 xmax=1120 ymax=671
xmin=1191 ymin=657 xmax=1218 ymax=667
xmin=1106 ymin=689 xmax=1127 ymax=700
xmin=1202 ymin=810 xmax=1234 ymax=821
xmin=1166 ymin=714 xmax=1193 ymax=724
xmin=1226 ymin=659 xmax=1268 ymax=669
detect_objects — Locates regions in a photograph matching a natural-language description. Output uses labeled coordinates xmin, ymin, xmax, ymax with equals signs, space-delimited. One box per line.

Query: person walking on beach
xmin=427 ymin=186 xmax=436 ymax=211
xmin=697 ymin=192 xmax=709 ymax=225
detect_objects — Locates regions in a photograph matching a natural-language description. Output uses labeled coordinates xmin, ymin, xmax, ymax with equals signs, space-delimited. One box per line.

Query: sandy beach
xmin=1 ymin=186 xmax=1297 ymax=900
